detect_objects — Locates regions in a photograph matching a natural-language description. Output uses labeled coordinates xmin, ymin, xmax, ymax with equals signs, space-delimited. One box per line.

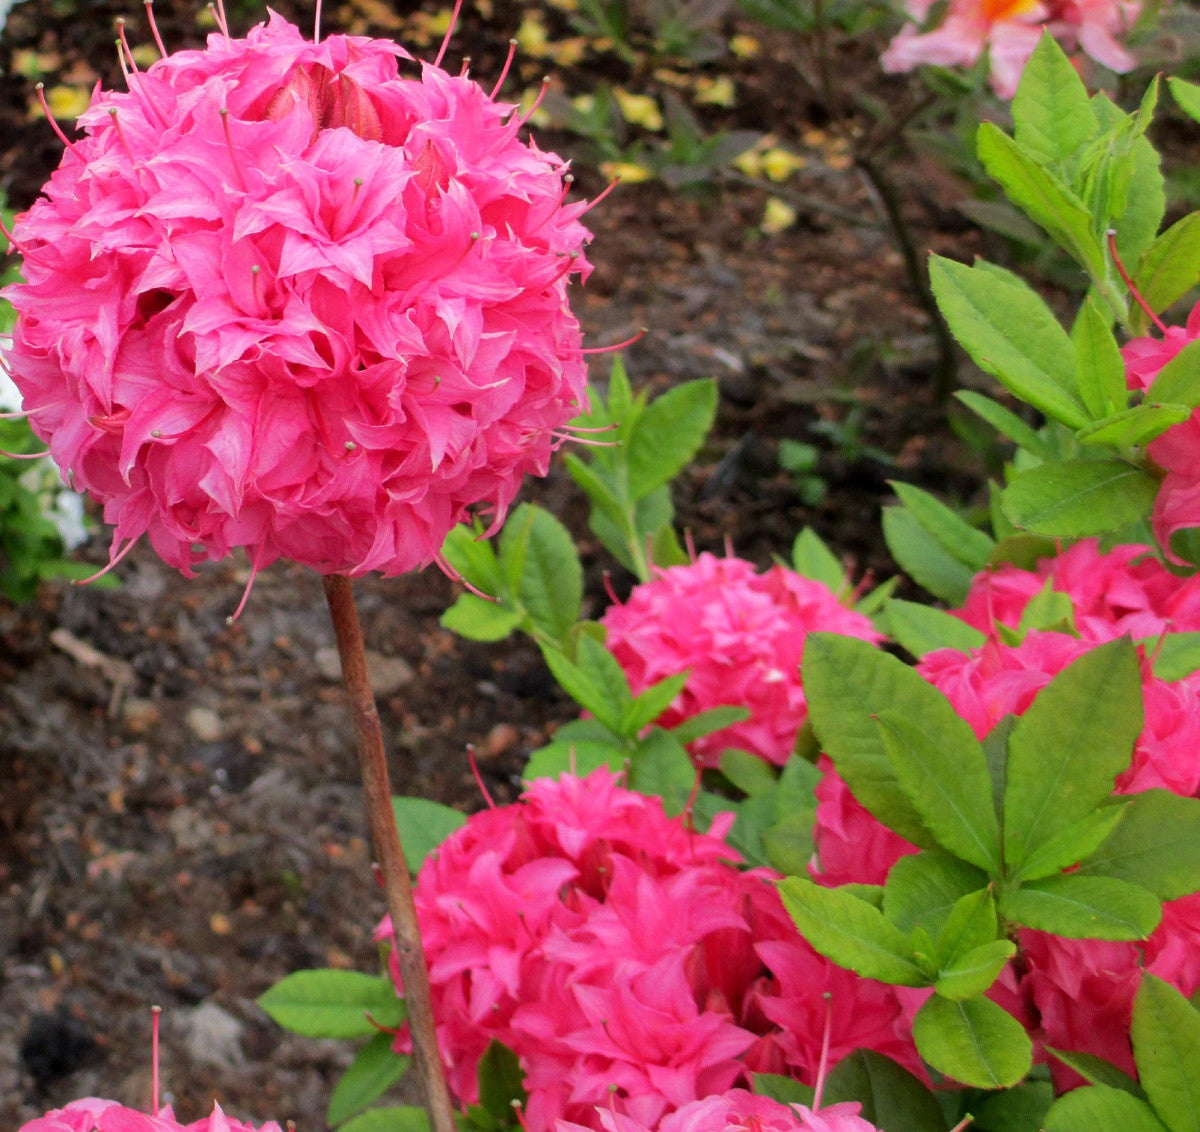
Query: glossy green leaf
xmin=1000 ymin=873 xmax=1161 ymax=940
xmin=541 ymin=645 xmax=620 ymax=731
xmin=935 ymin=886 xmax=1000 ymax=966
xmin=440 ymin=523 xmax=502 ymax=595
xmin=802 ymin=633 xmax=943 ymax=846
xmin=1168 ymin=77 xmax=1200 ymax=127
xmin=791 ymin=527 xmax=848 ymax=593
xmin=499 ymin=504 xmax=582 ymax=648
xmin=1133 ymin=211 xmax=1200 ymax=324
xmin=258 ymin=971 xmax=404 ymax=1039
xmin=1072 ymin=297 xmax=1131 ymax=419
xmin=936 ymin=940 xmax=1017 ymax=1001
xmin=778 ymin=876 xmax=927 ymax=986
xmin=876 ymin=710 xmax=1000 ymax=872
xmin=1002 ymin=459 xmax=1157 ymax=537
xmin=328 ymin=1033 xmax=410 ymax=1126
xmin=1076 ymin=403 xmax=1191 ymax=449
xmin=753 ymin=1074 xmax=816 ymax=1105
xmin=1003 ymin=638 xmax=1143 ymax=869
xmin=1132 ymin=975 xmax=1200 ymax=1132
xmin=621 ymin=670 xmax=690 ymax=735
xmin=1014 ymin=801 xmax=1128 ymax=882
xmin=822 ymin=1050 xmax=949 ymax=1132
xmin=440 ymin=594 xmax=525 ymax=642
xmin=956 ymin=390 xmax=1050 ymax=458
xmin=882 ymin=506 xmax=976 ymax=605
xmin=522 ymin=738 xmax=624 ymax=781
xmin=625 ymin=379 xmax=717 ymax=499
xmin=883 ymin=852 xmax=990 ymax=936
xmin=1011 ymin=33 xmax=1097 ymax=163
xmin=930 ymin=256 xmax=1086 ymax=428
xmin=477 ymin=1039 xmax=527 ymax=1123
xmin=1078 ymin=789 xmax=1200 ymax=900
xmin=912 ymin=994 xmax=1033 ymax=1088
xmin=970 ymin=1080 xmax=1054 ymax=1132
xmin=390 ymin=797 xmax=467 ymax=875
xmin=670 ymin=705 xmax=751 ymax=744
xmin=1146 ymin=339 xmax=1200 ymax=410
xmin=890 ymin=482 xmax=994 ymax=570
xmin=1149 ymin=633 xmax=1200 ymax=682
xmin=1044 ymin=1088 xmax=1167 ymax=1132
xmin=1047 ymin=1048 xmax=1146 ymax=1097
xmin=627 ymin=728 xmax=695 ymax=815
xmin=339 ymin=1107 xmax=431 ymax=1132
xmin=885 ymin=599 xmax=986 ymax=659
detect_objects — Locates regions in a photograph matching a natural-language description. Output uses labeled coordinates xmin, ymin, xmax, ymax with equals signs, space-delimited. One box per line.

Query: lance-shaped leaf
xmin=792 ymin=527 xmax=849 ymax=594
xmin=957 ymin=389 xmax=1051 ymax=458
xmin=625 ymin=379 xmax=717 ymax=499
xmin=1078 ymin=789 xmax=1200 ymax=900
xmin=1072 ymin=297 xmax=1128 ymax=420
xmin=1014 ymin=801 xmax=1128 ymax=882
xmin=258 ymin=971 xmax=405 ymax=1039
xmin=1132 ymin=975 xmax=1200 ymax=1132
xmin=1002 ymin=459 xmax=1158 ymax=538
xmin=885 ymin=599 xmax=986 ymax=659
xmin=803 ymin=633 xmax=944 ymax=846
xmin=1146 ymin=339 xmax=1200 ymax=410
xmin=1076 ymin=404 xmax=1192 ymax=450
xmin=1168 ymin=77 xmax=1200 ymax=127
xmin=1003 ymin=638 xmax=1143 ymax=870
xmin=929 ymin=256 xmax=1086 ymax=428
xmin=1149 ymin=633 xmax=1200 ymax=683
xmin=936 ymin=940 xmax=1017 ymax=1001
xmin=890 ymin=482 xmax=994 ymax=571
xmin=875 ymin=710 xmax=1000 ymax=872
xmin=1133 ymin=212 xmax=1200 ymax=323
xmin=913 ymin=993 xmax=1033 ymax=1089
xmin=1000 ymin=873 xmax=1161 ymax=940
xmin=499 ymin=504 xmax=582 ymax=649
xmin=884 ymin=852 xmax=990 ymax=936
xmin=1012 ymin=33 xmax=1098 ymax=163
xmin=882 ymin=506 xmax=976 ymax=605
xmin=328 ymin=1033 xmax=410 ymax=1126
xmin=390 ymin=797 xmax=467 ymax=875
xmin=778 ymin=876 xmax=928 ymax=986
xmin=822 ymin=1050 xmax=948 ymax=1132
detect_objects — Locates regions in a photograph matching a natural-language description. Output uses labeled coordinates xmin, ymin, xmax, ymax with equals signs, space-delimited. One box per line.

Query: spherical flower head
xmin=955 ymin=539 xmax=1200 ymax=643
xmin=20 ymin=1099 xmax=282 ymax=1132
xmin=600 ymin=553 xmax=883 ymax=767
xmin=5 ymin=12 xmax=591 ymax=580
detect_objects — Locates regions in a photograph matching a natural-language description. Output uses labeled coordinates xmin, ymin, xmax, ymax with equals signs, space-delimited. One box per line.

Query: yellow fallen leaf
xmin=733 ymin=149 xmax=763 ymax=177
xmin=695 ymin=75 xmax=736 ymax=108
xmin=549 ymin=37 xmax=589 ymax=66
xmin=516 ymin=12 xmax=551 ymax=58
xmin=729 ymin=33 xmax=760 ymax=58
xmin=762 ymin=197 xmax=797 ymax=234
xmin=39 ymin=85 xmax=90 ymax=121
xmin=613 ymin=88 xmax=663 ymax=131
xmin=762 ymin=147 xmax=807 ymax=182
xmin=600 ymin=160 xmax=653 ymax=183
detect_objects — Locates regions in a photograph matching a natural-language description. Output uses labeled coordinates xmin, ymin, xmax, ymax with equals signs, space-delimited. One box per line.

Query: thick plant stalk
xmin=322 ymin=574 xmax=457 ymax=1132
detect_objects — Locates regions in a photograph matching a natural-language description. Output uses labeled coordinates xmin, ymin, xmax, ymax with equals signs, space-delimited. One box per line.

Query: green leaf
xmin=541 ymin=644 xmax=623 ymax=732
xmin=976 ymin=124 xmax=1106 ymax=281
xmin=1047 ymin=1048 xmax=1146 ymax=1097
xmin=912 ymin=993 xmax=1033 ymax=1089
xmin=890 ymin=482 xmax=994 ymax=570
xmin=971 ymin=1080 xmax=1054 ymax=1132
xmin=802 ymin=633 xmax=942 ymax=847
xmin=936 ymin=939 xmax=1017 ymax=1001
xmin=440 ymin=594 xmax=525 ymax=642
xmin=564 ymin=452 xmax=627 ymax=531
xmin=1169 ymin=77 xmax=1200 ymax=127
xmin=822 ymin=1050 xmax=949 ymax=1132
xmin=390 ymin=797 xmax=467 ymax=875
xmin=956 ymin=390 xmax=1050 ymax=458
xmin=1002 ymin=459 xmax=1158 ymax=538
xmin=339 ymin=1107 xmax=431 ymax=1132
xmin=1149 ymin=632 xmax=1200 ymax=682
xmin=1000 ymin=873 xmax=1161 ymax=940
xmin=440 ymin=523 xmax=503 ymax=595
xmin=499 ymin=504 xmax=582 ymax=648
xmin=1072 ymin=297 xmax=1129 ymax=419
xmin=935 ymin=886 xmax=1000 ymax=966
xmin=1016 ymin=579 xmax=1077 ymax=636
xmin=885 ymin=600 xmax=986 ymax=659
xmin=625 ymin=379 xmax=717 ymax=499
xmin=1112 ymin=135 xmax=1165 ymax=267
xmin=1014 ymin=801 xmax=1128 ymax=882
xmin=1134 ymin=212 xmax=1200 ymax=321
xmin=930 ymin=256 xmax=1086 ymax=429
xmin=1003 ymin=638 xmax=1143 ymax=870
xmin=1044 ymin=1086 xmax=1168 ymax=1132
xmin=622 ymin=671 xmax=689 ymax=735
xmin=522 ymin=738 xmax=625 ymax=781
xmin=778 ymin=876 xmax=928 ymax=986
xmin=753 ymin=1074 xmax=816 ymax=1106
xmin=875 ymin=710 xmax=1001 ymax=872
xmin=1146 ymin=339 xmax=1200 ymax=410
xmin=1012 ymin=33 xmax=1098 ymax=163
xmin=720 ymin=749 xmax=779 ymax=796
xmin=791 ymin=527 xmax=848 ymax=593
xmin=669 ymin=705 xmax=751 ymax=744
xmin=1078 ymin=789 xmax=1200 ymax=900
xmin=882 ymin=506 xmax=976 ymax=605
xmin=1076 ymin=404 xmax=1192 ymax=450
xmin=627 ymin=728 xmax=695 ymax=815
xmin=258 ymin=970 xmax=404 ymax=1039
xmin=883 ymin=852 xmax=990 ymax=936
xmin=328 ymin=1033 xmax=410 ymax=1127
xmin=1132 ymin=975 xmax=1200 ymax=1132
xmin=477 ymin=1040 xmax=527 ymax=1124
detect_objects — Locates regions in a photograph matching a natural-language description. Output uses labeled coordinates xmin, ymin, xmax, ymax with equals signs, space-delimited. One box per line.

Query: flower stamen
xmin=433 ymin=0 xmax=464 ymax=69
xmin=36 ymin=83 xmax=83 ymax=157
xmin=490 ymin=39 xmax=518 ymax=99
xmin=143 ymin=0 xmax=168 ymax=59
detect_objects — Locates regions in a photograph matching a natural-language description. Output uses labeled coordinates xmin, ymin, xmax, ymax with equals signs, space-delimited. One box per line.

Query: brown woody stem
xmin=322 ymin=573 xmax=457 ymax=1132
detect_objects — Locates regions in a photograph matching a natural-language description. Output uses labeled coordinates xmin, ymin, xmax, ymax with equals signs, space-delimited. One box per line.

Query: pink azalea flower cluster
xmin=556 ymin=1088 xmax=880 ymax=1132
xmin=600 ymin=554 xmax=882 ymax=767
xmin=3 ymin=12 xmax=590 ymax=580
xmin=881 ymin=0 xmax=1141 ymax=98
xmin=20 ymin=1099 xmax=280 ymax=1132
xmin=1124 ymin=302 xmax=1200 ymax=564
xmin=377 ymin=770 xmax=919 ymax=1130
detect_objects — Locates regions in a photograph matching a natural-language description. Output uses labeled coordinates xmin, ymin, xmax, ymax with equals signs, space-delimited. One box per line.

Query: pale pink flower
xmin=881 ymin=0 xmax=1141 ymax=98
xmin=5 ymin=13 xmax=590 ymax=584
xmin=20 ymin=1100 xmax=281 ymax=1132
xmin=601 ymin=554 xmax=882 ymax=767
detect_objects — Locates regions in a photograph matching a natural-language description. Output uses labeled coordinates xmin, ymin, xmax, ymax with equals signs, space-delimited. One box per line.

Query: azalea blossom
xmin=600 ymin=554 xmax=882 ymax=767
xmin=881 ymin=0 xmax=1141 ymax=98
xmin=20 ymin=1099 xmax=282 ymax=1132
xmin=3 ymin=11 xmax=590 ymax=588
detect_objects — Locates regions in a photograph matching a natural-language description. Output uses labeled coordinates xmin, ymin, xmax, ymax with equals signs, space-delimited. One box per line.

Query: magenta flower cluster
xmin=20 ymin=1099 xmax=279 ymax=1132
xmin=377 ymin=770 xmax=917 ymax=1130
xmin=810 ymin=540 xmax=1200 ymax=1088
xmin=4 ymin=13 xmax=590 ymax=580
xmin=600 ymin=554 xmax=881 ymax=767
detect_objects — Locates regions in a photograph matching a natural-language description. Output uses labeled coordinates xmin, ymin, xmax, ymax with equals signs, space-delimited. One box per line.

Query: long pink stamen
xmin=314 ymin=0 xmax=323 ymax=43
xmin=0 ymin=211 xmax=26 ymax=256
xmin=115 ymin=27 xmax=170 ymax=129
xmin=432 ymin=550 xmax=496 ymax=601
xmin=578 ymin=176 xmax=620 ymax=216
xmin=0 ymin=446 xmax=49 ymax=459
xmin=505 ymin=77 xmax=549 ymax=138
xmin=490 ymin=38 xmax=518 ymax=98
xmin=35 ymin=84 xmax=83 ymax=156
xmin=77 ymin=535 xmax=138 ymax=585
xmin=582 ymin=328 xmax=646 ymax=355
xmin=433 ymin=0 xmax=464 ymax=68
xmin=219 ymin=107 xmax=248 ymax=191
xmin=107 ymin=107 xmax=137 ymax=161
xmin=467 ymin=745 xmax=497 ymax=809
xmin=226 ymin=545 xmax=265 ymax=624
xmin=812 ymin=993 xmax=834 ymax=1111
xmin=116 ymin=20 xmax=140 ymax=72
xmin=1108 ymin=230 xmax=1168 ymax=334
xmin=144 ymin=0 xmax=168 ymax=58
xmin=947 ymin=1118 xmax=974 ymax=1132
xmin=563 ymin=422 xmax=619 ymax=434
xmin=459 ymin=56 xmax=472 ymax=77
xmin=602 ymin=570 xmax=621 ymax=606
xmin=150 ymin=1005 xmax=161 ymax=1115
xmin=208 ymin=0 xmax=230 ymax=40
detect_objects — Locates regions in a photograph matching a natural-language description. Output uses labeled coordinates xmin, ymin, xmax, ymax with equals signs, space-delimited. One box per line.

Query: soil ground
xmin=0 ymin=0 xmax=992 ymax=1123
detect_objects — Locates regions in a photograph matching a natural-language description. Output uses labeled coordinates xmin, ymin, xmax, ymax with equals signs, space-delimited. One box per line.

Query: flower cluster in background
xmin=3 ymin=13 xmax=590 ymax=583
xmin=600 ymin=554 xmax=881 ymax=767
xmin=881 ymin=0 xmax=1142 ymax=97
xmin=378 ymin=770 xmax=919 ymax=1131
xmin=20 ymin=1099 xmax=281 ymax=1132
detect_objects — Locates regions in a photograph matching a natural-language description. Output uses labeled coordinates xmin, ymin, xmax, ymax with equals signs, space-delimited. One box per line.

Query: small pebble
xmin=185 ymin=706 xmax=223 ymax=742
